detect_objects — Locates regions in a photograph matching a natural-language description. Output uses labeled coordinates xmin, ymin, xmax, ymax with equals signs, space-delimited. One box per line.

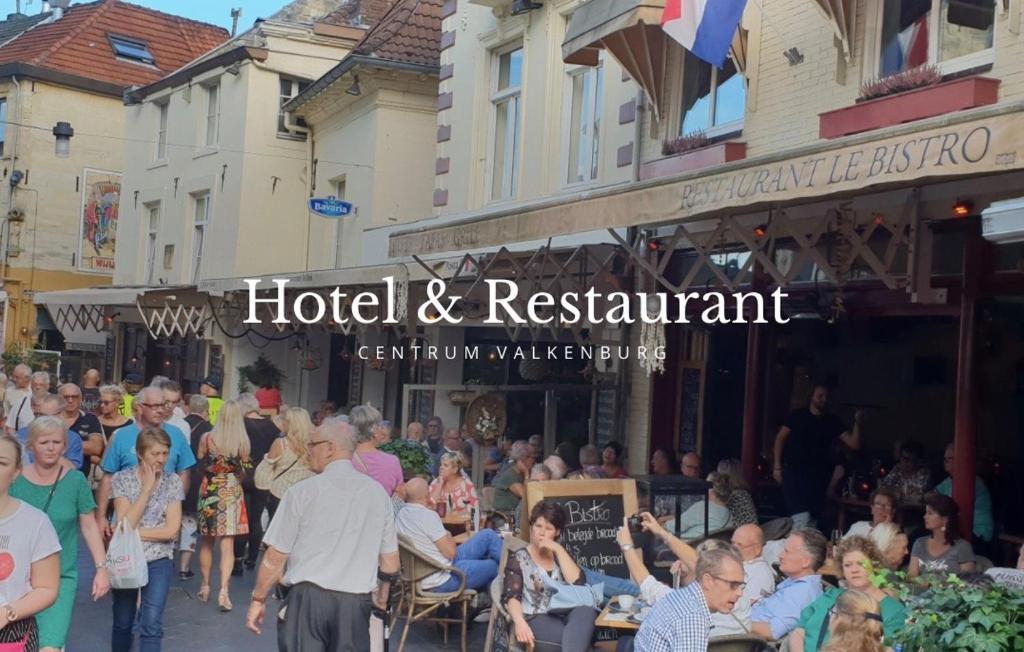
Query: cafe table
xmin=595 ymin=598 xmax=642 ymax=631
xmin=441 ymin=511 xmax=472 ymax=536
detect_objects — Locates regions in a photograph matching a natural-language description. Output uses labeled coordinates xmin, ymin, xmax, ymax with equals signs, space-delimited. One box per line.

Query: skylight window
xmin=109 ymin=35 xmax=155 ymax=65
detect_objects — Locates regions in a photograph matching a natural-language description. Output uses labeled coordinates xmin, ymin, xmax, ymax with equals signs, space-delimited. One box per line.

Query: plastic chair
xmin=396 ymin=534 xmax=477 ymax=652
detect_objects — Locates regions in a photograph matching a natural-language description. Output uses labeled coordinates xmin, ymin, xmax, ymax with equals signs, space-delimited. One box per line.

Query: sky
xmin=6 ymin=1 xmax=289 ymax=31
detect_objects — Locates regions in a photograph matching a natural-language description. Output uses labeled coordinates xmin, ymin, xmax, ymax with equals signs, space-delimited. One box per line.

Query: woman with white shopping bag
xmin=109 ymin=428 xmax=183 ymax=652
xmin=0 ymin=432 xmax=61 ymax=652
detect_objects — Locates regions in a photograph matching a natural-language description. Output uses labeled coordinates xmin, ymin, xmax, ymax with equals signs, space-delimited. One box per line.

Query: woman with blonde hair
xmin=429 ymin=451 xmax=478 ymax=512
xmin=196 ymin=400 xmax=251 ymax=611
xmin=257 ymin=406 xmax=315 ymax=520
xmin=819 ymin=590 xmax=887 ymax=652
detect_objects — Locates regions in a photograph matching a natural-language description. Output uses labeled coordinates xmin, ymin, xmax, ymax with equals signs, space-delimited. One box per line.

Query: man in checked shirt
xmin=634 ymin=545 xmax=746 ymax=652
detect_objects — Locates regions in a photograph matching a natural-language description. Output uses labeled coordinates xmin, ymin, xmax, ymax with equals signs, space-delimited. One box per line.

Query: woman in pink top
xmin=349 ymin=405 xmax=404 ymax=496
xmin=428 ymin=451 xmax=478 ymax=512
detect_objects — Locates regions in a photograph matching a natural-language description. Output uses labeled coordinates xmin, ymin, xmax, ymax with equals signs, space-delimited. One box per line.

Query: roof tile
xmin=0 ymin=0 xmax=229 ymax=88
xmin=352 ymin=0 xmax=442 ymax=67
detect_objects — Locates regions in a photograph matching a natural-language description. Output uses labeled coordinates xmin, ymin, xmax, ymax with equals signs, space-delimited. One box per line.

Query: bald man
xmin=710 ymin=524 xmax=777 ymax=639
xmin=81 ymin=368 xmax=102 ymax=412
xmin=394 ymin=477 xmax=504 ymax=592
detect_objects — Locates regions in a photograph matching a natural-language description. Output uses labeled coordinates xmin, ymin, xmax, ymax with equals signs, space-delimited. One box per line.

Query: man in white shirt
xmin=4 ymin=364 xmax=34 ymax=434
xmin=246 ymin=417 xmax=400 ymax=651
xmin=711 ymin=524 xmax=777 ymax=638
xmin=395 ymin=478 xmax=503 ymax=592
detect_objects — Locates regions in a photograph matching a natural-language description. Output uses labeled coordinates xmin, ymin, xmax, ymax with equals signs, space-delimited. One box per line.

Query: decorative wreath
xmin=465 ymin=392 xmax=507 ymax=445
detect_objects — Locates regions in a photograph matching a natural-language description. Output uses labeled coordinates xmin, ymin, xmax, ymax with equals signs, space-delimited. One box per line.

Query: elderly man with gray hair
xmin=246 ymin=416 xmax=400 ymax=652
xmin=5 ymin=363 xmax=34 ymax=434
xmin=349 ymin=404 xmax=403 ymax=497
xmin=491 ymin=440 xmax=536 ymax=513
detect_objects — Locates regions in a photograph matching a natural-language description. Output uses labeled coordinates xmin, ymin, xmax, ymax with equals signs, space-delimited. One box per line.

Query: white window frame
xmin=204 ymin=83 xmax=220 ymax=147
xmin=562 ymin=61 xmax=604 ymax=188
xmin=278 ymin=76 xmax=310 ymax=138
xmin=679 ymin=53 xmax=745 ymax=139
xmin=191 ymin=192 xmax=211 ymax=282
xmin=332 ymin=176 xmax=347 ymax=268
xmin=145 ymin=203 xmax=161 ymax=285
xmin=155 ymin=101 xmax=168 ymax=161
xmin=867 ymin=0 xmax=996 ymax=81
xmin=487 ymin=44 xmax=523 ymax=203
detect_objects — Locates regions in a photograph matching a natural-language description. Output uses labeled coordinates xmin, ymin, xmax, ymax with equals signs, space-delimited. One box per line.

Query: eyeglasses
xmin=710 ymin=575 xmax=746 ymax=591
xmin=140 ymin=402 xmax=166 ymax=409
xmin=99 ymin=400 xmax=117 ymax=405
xmin=306 ymin=440 xmax=330 ymax=451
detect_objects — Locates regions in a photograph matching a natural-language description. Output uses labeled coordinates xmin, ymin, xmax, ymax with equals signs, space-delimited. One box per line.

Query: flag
xmin=662 ymin=0 xmax=748 ymax=67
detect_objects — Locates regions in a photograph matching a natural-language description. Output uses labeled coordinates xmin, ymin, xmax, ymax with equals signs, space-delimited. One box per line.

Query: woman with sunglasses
xmin=789 ymin=536 xmax=904 ymax=651
xmin=97 ymin=385 xmax=133 ymax=443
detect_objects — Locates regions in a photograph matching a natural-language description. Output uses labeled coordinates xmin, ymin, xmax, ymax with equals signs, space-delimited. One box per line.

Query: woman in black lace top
xmin=501 ymin=501 xmax=597 ymax=652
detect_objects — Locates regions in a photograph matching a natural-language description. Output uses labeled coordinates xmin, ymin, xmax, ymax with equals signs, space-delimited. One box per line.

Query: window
xmin=0 ymin=98 xmax=6 ymax=157
xmin=878 ymin=0 xmax=994 ymax=76
xmin=332 ymin=177 xmax=347 ymax=267
xmin=279 ymin=77 xmax=310 ymax=135
xmin=155 ymin=102 xmax=168 ymax=160
xmin=191 ymin=192 xmax=210 ymax=282
xmin=145 ymin=203 xmax=161 ymax=284
xmin=680 ymin=53 xmax=745 ymax=137
xmin=490 ymin=47 xmax=523 ymax=201
xmin=109 ymin=35 xmax=155 ymax=65
xmin=566 ymin=65 xmax=603 ymax=185
xmin=204 ymin=84 xmax=220 ymax=147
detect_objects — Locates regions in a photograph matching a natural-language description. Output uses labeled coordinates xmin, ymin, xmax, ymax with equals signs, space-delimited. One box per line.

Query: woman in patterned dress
xmin=196 ymin=401 xmax=251 ymax=612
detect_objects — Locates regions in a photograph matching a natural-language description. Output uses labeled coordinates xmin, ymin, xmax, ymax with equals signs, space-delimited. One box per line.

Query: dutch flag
xmin=661 ymin=0 xmax=748 ymax=67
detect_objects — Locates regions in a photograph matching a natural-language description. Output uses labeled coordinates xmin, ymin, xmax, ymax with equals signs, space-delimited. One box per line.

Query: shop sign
xmin=308 ymin=196 xmax=354 ymax=218
xmin=390 ymin=109 xmax=1024 ymax=257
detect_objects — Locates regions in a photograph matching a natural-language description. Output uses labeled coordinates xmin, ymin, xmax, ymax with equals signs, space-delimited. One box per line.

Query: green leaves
xmin=890 ymin=574 xmax=1024 ymax=651
xmin=379 ymin=439 xmax=432 ymax=478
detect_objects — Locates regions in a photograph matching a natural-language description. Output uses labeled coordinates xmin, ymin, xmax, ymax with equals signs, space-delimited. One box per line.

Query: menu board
xmin=523 ymin=479 xmax=639 ymax=578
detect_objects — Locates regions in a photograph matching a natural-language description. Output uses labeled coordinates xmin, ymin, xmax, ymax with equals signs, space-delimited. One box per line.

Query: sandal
xmin=197 ymin=585 xmax=210 ymax=603
xmin=218 ymin=590 xmax=233 ymax=612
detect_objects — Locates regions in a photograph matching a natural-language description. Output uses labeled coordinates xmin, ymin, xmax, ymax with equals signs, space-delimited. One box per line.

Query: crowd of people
xmin=1 ymin=367 xmax=1022 ymax=652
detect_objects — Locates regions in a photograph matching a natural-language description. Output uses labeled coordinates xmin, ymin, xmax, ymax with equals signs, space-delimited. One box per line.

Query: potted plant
xmin=819 ymin=65 xmax=999 ymax=139
xmin=237 ymin=354 xmax=286 ymax=393
xmin=640 ymin=130 xmax=746 ymax=180
xmin=378 ymin=438 xmax=433 ymax=479
xmin=873 ymin=568 xmax=1024 ymax=651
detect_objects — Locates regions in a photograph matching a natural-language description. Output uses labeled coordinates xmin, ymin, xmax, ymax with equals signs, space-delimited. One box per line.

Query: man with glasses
xmin=749 ymin=529 xmax=827 ymax=641
xmin=95 ymin=386 xmax=196 ymax=537
xmin=635 ymin=545 xmax=747 ymax=652
xmin=15 ymin=393 xmax=85 ymax=468
xmin=58 ymin=383 xmax=104 ymax=477
xmin=710 ymin=524 xmax=777 ymax=639
xmin=246 ymin=417 xmax=400 ymax=651
xmin=4 ymin=363 xmax=34 ymax=434
xmin=424 ymin=416 xmax=444 ymax=455
xmin=155 ymin=379 xmax=190 ymax=439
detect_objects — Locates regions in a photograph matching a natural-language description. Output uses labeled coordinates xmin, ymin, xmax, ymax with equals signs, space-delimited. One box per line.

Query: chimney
xmin=230 ymin=7 xmax=242 ymax=36
xmin=50 ymin=0 xmax=71 ymax=20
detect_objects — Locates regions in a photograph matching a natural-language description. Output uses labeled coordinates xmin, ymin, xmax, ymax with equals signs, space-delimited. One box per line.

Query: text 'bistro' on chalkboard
xmin=524 ymin=479 xmax=639 ymax=579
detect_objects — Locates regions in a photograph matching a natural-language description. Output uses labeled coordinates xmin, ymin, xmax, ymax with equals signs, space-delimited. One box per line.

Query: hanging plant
xmin=239 ymin=354 xmax=286 ymax=389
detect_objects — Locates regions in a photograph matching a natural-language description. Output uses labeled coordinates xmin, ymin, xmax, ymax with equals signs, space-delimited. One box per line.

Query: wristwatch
xmin=2 ymin=605 xmax=16 ymax=623
xmin=96 ymin=561 xmax=107 ymax=571
xmin=620 ymin=543 xmax=635 ymax=552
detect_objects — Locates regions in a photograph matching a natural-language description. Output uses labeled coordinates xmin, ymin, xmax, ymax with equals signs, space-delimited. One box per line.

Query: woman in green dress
xmin=11 ymin=416 xmax=110 ymax=651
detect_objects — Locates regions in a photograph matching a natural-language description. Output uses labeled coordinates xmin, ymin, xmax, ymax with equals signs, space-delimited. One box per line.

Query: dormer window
xmin=109 ymin=35 xmax=155 ymax=65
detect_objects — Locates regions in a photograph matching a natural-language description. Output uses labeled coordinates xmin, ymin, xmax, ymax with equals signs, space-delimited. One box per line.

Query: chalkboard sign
xmin=594 ymin=387 xmax=617 ymax=448
xmin=524 ymin=479 xmax=639 ymax=579
xmin=678 ymin=363 xmax=705 ymax=453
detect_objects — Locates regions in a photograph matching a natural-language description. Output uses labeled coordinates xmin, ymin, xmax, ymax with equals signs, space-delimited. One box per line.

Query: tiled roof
xmin=0 ymin=12 xmax=51 ymax=46
xmin=270 ymin=0 xmax=342 ymax=24
xmin=352 ymin=0 xmax=442 ymax=67
xmin=317 ymin=0 xmax=396 ymax=28
xmin=0 ymin=0 xmax=229 ymax=89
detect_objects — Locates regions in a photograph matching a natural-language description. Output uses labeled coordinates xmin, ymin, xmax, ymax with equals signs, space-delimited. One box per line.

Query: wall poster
xmin=78 ymin=168 xmax=121 ymax=273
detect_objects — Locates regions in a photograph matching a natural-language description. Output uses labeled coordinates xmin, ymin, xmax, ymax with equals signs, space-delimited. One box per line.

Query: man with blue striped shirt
xmin=635 ymin=545 xmax=746 ymax=652
xmin=750 ymin=529 xmax=827 ymax=641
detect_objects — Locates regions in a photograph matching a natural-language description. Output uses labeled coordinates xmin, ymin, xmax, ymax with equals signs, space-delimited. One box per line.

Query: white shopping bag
xmin=106 ymin=520 xmax=149 ymax=589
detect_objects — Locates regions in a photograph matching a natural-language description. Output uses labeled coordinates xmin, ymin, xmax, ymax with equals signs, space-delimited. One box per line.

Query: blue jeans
xmin=432 ymin=528 xmax=504 ymax=592
xmin=581 ymin=567 xmax=640 ymax=600
xmin=112 ymin=557 xmax=173 ymax=652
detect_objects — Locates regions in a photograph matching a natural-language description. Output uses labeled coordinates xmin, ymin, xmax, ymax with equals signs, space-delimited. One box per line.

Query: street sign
xmin=308 ymin=196 xmax=354 ymax=218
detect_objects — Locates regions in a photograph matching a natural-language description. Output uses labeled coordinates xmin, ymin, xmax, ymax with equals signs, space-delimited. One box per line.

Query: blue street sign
xmin=308 ymin=196 xmax=354 ymax=218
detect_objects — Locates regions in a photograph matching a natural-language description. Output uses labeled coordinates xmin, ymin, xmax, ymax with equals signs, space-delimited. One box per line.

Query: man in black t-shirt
xmin=59 ymin=383 xmax=104 ymax=478
xmin=234 ymin=393 xmax=281 ymax=574
xmin=772 ymin=385 xmax=861 ymax=528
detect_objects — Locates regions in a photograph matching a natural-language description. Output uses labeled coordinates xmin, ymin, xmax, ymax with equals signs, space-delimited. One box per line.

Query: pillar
xmin=952 ymin=231 xmax=982 ymax=539
xmin=741 ymin=320 xmax=764 ymax=492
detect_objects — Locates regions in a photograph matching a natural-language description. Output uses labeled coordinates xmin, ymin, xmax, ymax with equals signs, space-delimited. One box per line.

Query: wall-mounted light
xmin=753 ymin=224 xmax=768 ymax=239
xmin=783 ymin=47 xmax=804 ymax=66
xmin=225 ymin=62 xmax=241 ymax=76
xmin=52 ymin=121 xmax=74 ymax=158
xmin=953 ymin=199 xmax=974 ymax=218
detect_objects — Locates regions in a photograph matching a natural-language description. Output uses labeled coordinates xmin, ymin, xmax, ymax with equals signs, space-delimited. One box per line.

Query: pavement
xmin=67 ymin=543 xmax=489 ymax=652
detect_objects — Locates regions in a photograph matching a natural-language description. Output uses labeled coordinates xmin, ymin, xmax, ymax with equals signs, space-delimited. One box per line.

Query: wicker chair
xmin=396 ymin=533 xmax=477 ymax=652
xmin=484 ymin=534 xmax=529 ymax=652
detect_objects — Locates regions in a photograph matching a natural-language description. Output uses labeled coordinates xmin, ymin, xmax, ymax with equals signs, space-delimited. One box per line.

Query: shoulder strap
xmin=353 ymin=451 xmax=369 ymax=473
xmin=15 ymin=395 xmax=27 ymax=430
xmin=42 ymin=466 xmax=67 ymax=513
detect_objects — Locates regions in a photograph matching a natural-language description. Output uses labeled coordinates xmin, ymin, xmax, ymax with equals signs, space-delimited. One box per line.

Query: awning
xmin=563 ymin=0 xmax=669 ymax=115
xmin=33 ymin=285 xmax=207 ymax=340
xmin=389 ymin=102 xmax=1024 ymax=256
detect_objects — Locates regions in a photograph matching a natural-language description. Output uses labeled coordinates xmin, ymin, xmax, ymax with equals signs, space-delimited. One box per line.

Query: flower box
xmin=639 ymin=141 xmax=747 ymax=181
xmin=819 ymin=76 xmax=1000 ymax=139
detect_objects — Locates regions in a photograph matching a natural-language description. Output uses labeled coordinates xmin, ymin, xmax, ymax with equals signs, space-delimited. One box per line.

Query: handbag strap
xmin=353 ymin=451 xmax=369 ymax=474
xmin=42 ymin=466 xmax=66 ymax=513
xmin=273 ymin=457 xmax=300 ymax=482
